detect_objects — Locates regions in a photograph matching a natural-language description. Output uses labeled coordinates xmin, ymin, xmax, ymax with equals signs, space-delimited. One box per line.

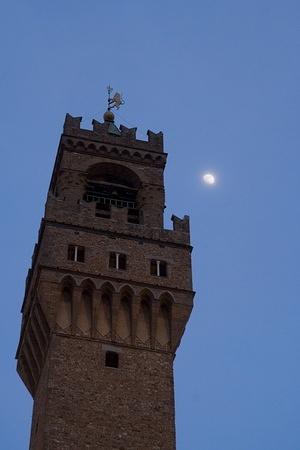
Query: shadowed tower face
xmin=16 ymin=111 xmax=194 ymax=450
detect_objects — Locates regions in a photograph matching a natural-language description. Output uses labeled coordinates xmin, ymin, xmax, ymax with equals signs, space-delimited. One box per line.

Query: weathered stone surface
xmin=30 ymin=336 xmax=176 ymax=450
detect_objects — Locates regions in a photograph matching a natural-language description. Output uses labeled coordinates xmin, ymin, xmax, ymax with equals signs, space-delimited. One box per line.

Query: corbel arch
xmin=87 ymin=143 xmax=96 ymax=151
xmin=80 ymin=278 xmax=96 ymax=291
xmin=76 ymin=140 xmax=85 ymax=149
xmin=100 ymin=281 xmax=115 ymax=294
xmin=136 ymin=290 xmax=153 ymax=346
xmin=156 ymin=292 xmax=173 ymax=350
xmin=158 ymin=291 xmax=174 ymax=306
xmin=56 ymin=276 xmax=75 ymax=332
xmin=116 ymin=285 xmax=134 ymax=343
xmin=95 ymin=282 xmax=114 ymax=339
xmin=77 ymin=280 xmax=94 ymax=337
xmin=138 ymin=287 xmax=155 ymax=302
xmin=119 ymin=284 xmax=135 ymax=297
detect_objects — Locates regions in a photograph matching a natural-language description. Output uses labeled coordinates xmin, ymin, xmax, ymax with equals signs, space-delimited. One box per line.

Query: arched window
xmin=56 ymin=287 xmax=72 ymax=331
xmin=83 ymin=163 xmax=141 ymax=223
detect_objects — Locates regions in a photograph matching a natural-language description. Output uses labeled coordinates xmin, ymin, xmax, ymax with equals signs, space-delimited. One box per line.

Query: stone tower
xmin=16 ymin=110 xmax=194 ymax=450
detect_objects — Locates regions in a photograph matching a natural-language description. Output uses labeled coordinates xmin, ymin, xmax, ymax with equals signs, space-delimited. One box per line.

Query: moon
xmin=202 ymin=173 xmax=216 ymax=185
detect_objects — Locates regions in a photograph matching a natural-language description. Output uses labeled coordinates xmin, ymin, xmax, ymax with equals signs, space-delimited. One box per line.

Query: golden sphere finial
xmin=103 ymin=110 xmax=115 ymax=122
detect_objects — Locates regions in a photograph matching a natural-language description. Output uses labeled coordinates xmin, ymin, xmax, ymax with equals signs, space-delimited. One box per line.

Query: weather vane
xmin=107 ymin=85 xmax=125 ymax=111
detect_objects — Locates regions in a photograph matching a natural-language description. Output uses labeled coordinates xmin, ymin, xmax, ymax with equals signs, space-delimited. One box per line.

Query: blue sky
xmin=1 ymin=1 xmax=299 ymax=449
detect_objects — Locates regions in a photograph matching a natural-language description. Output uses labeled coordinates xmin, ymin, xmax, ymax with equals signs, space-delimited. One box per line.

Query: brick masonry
xmin=16 ymin=112 xmax=194 ymax=450
xmin=30 ymin=336 xmax=176 ymax=450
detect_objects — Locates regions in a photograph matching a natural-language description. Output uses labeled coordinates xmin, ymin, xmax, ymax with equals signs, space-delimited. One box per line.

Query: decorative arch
xmin=138 ymin=288 xmax=155 ymax=301
xmin=100 ymin=281 xmax=115 ymax=294
xmin=119 ymin=284 xmax=135 ymax=297
xmin=87 ymin=143 xmax=96 ymax=151
xmin=56 ymin=284 xmax=73 ymax=332
xmin=80 ymin=278 xmax=96 ymax=290
xmin=60 ymin=275 xmax=76 ymax=288
xmin=136 ymin=296 xmax=151 ymax=346
xmin=86 ymin=163 xmax=141 ymax=189
xmin=158 ymin=291 xmax=174 ymax=305
xmin=96 ymin=283 xmax=114 ymax=338
xmin=76 ymin=140 xmax=85 ymax=149
xmin=77 ymin=284 xmax=93 ymax=336
xmin=156 ymin=294 xmax=172 ymax=349
xmin=116 ymin=286 xmax=133 ymax=343
xmin=84 ymin=162 xmax=142 ymax=223
xmin=110 ymin=147 xmax=119 ymax=156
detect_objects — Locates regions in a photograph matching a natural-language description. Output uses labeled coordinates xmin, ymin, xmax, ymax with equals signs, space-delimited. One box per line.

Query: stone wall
xmin=30 ymin=334 xmax=176 ymax=450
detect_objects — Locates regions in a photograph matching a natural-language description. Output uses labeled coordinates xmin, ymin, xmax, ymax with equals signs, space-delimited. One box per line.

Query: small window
xmin=150 ymin=259 xmax=157 ymax=276
xmin=68 ymin=245 xmax=85 ymax=262
xmin=128 ymin=208 xmax=139 ymax=224
xmin=109 ymin=252 xmax=127 ymax=270
xmin=150 ymin=259 xmax=167 ymax=277
xmin=159 ymin=261 xmax=167 ymax=277
xmin=105 ymin=351 xmax=119 ymax=368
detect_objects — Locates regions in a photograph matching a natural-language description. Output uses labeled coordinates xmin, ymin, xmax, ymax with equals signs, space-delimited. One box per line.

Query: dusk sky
xmin=1 ymin=1 xmax=300 ymax=449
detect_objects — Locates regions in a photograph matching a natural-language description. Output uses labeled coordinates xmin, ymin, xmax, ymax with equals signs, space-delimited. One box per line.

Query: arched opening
xmin=96 ymin=292 xmax=112 ymax=338
xmin=136 ymin=299 xmax=151 ymax=345
xmin=156 ymin=303 xmax=171 ymax=349
xmin=83 ymin=163 xmax=141 ymax=223
xmin=116 ymin=296 xmax=131 ymax=342
xmin=77 ymin=289 xmax=92 ymax=336
xmin=56 ymin=287 xmax=72 ymax=331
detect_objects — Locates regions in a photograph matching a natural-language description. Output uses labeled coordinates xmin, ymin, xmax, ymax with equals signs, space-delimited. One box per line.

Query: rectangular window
xmin=105 ymin=351 xmax=119 ymax=368
xmin=109 ymin=252 xmax=127 ymax=270
xmin=150 ymin=259 xmax=167 ymax=277
xmin=150 ymin=259 xmax=157 ymax=276
xmin=128 ymin=208 xmax=139 ymax=224
xmin=68 ymin=245 xmax=85 ymax=262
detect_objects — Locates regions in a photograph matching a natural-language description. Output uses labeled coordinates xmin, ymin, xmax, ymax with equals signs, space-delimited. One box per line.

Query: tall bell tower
xmin=16 ymin=105 xmax=194 ymax=449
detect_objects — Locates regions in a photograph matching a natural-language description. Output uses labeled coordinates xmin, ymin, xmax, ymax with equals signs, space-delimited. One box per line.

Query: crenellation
xmin=45 ymin=195 xmax=190 ymax=244
xmin=64 ymin=113 xmax=164 ymax=153
xmin=63 ymin=113 xmax=82 ymax=133
xmin=119 ymin=124 xmax=137 ymax=140
xmin=171 ymin=214 xmax=190 ymax=233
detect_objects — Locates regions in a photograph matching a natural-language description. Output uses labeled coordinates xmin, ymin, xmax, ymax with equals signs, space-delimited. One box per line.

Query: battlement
xmin=63 ymin=113 xmax=164 ymax=153
xmin=45 ymin=193 xmax=191 ymax=245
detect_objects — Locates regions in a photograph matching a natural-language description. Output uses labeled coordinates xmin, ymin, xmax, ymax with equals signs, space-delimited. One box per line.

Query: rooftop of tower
xmin=63 ymin=113 xmax=164 ymax=153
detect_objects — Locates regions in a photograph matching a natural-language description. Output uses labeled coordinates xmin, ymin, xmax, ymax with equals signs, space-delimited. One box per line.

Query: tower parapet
xmin=63 ymin=113 xmax=164 ymax=153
